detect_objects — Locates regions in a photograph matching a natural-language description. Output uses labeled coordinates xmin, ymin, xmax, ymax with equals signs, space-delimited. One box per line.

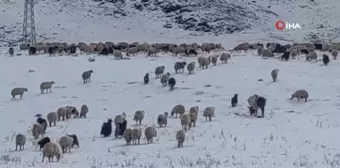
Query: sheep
xmin=147 ymin=47 xmax=158 ymax=57
xmin=40 ymin=81 xmax=55 ymax=93
xmin=203 ymin=107 xmax=215 ymax=121
xmin=38 ymin=137 xmax=51 ymax=150
xmin=200 ymin=57 xmax=210 ymax=69
xmin=306 ymin=51 xmax=317 ymax=61
xmin=114 ymin=119 xmax=127 ymax=138
xmin=157 ymin=112 xmax=168 ymax=128
xmin=172 ymin=47 xmax=185 ymax=56
xmin=176 ymin=130 xmax=185 ymax=148
xmin=234 ymin=43 xmax=250 ymax=51
xmin=82 ymin=70 xmax=93 ymax=84
xmin=36 ymin=118 xmax=48 ymax=133
xmin=59 ymin=135 xmax=74 ymax=153
xmin=231 ymin=94 xmax=238 ymax=107
xmin=114 ymin=114 xmax=126 ymax=126
xmin=57 ymin=107 xmax=66 ymax=121
xmin=255 ymin=96 xmax=266 ymax=117
xmin=113 ymin=50 xmax=123 ymax=60
xmin=126 ymin=47 xmax=138 ymax=56
xmin=323 ymin=54 xmax=330 ymax=65
xmin=290 ymin=48 xmax=298 ymax=58
xmin=123 ymin=128 xmax=133 ymax=145
xmin=189 ymin=106 xmax=198 ymax=127
xmin=65 ymin=134 xmax=79 ymax=148
xmin=133 ymin=110 xmax=145 ymax=125
xmin=290 ymin=90 xmax=309 ymax=102
xmin=47 ymin=112 xmax=57 ymax=127
xmin=131 ymin=128 xmax=142 ymax=145
xmin=100 ymin=118 xmax=113 ymax=137
xmin=155 ymin=66 xmax=165 ymax=78
xmin=144 ymin=126 xmax=157 ymax=144
xmin=32 ymin=123 xmax=44 ymax=139
xmin=41 ymin=142 xmax=61 ymax=163
xmin=180 ymin=114 xmax=191 ymax=131
xmin=9 ymin=47 xmax=14 ymax=56
xmin=262 ymin=49 xmax=273 ymax=57
xmin=15 ymin=134 xmax=26 ymax=151
xmin=220 ymin=53 xmax=231 ymax=64
xmin=257 ymin=47 xmax=263 ymax=56
xmin=271 ymin=69 xmax=279 ymax=82
xmin=331 ymin=50 xmax=338 ymax=59
xmin=80 ymin=104 xmax=89 ymax=118
xmin=171 ymin=104 xmax=185 ymax=118
xmin=144 ymin=73 xmax=149 ymax=84
xmin=160 ymin=72 xmax=170 ymax=87
xmin=11 ymin=87 xmax=28 ymax=100
xmin=186 ymin=61 xmax=195 ymax=74
xmin=174 ymin=61 xmax=187 ymax=73
xmin=211 ymin=55 xmax=218 ymax=66
xmin=168 ymin=77 xmax=176 ymax=91
xmin=64 ymin=106 xmax=76 ymax=119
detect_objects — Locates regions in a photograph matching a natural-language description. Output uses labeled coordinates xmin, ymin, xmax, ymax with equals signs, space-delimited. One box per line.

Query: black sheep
xmin=69 ymin=46 xmax=76 ymax=54
xmin=66 ymin=134 xmax=79 ymax=148
xmin=231 ymin=94 xmax=238 ymax=107
xmin=281 ymin=51 xmax=290 ymax=61
xmin=273 ymin=44 xmax=286 ymax=53
xmin=37 ymin=137 xmax=51 ymax=150
xmin=144 ymin=73 xmax=149 ymax=84
xmin=8 ymin=47 xmax=14 ymax=56
xmin=99 ymin=47 xmax=109 ymax=55
xmin=248 ymin=106 xmax=256 ymax=116
xmin=108 ymin=47 xmax=114 ymax=54
xmin=185 ymin=48 xmax=197 ymax=56
xmin=314 ymin=43 xmax=323 ymax=50
xmin=48 ymin=47 xmax=54 ymax=57
xmin=168 ymin=77 xmax=176 ymax=91
xmin=256 ymin=96 xmax=266 ymax=118
xmin=114 ymin=120 xmax=127 ymax=138
xmin=300 ymin=49 xmax=309 ymax=55
xmin=100 ymin=119 xmax=113 ymax=137
xmin=323 ymin=54 xmax=330 ymax=65
xmin=29 ymin=47 xmax=37 ymax=55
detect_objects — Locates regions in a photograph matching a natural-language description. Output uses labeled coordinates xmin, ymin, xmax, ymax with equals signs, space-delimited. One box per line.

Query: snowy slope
xmin=0 ymin=51 xmax=339 ymax=168
xmin=1 ymin=0 xmax=340 ymax=47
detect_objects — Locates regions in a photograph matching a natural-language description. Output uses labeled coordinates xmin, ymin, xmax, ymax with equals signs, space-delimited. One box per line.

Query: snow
xmin=0 ymin=51 xmax=339 ymax=168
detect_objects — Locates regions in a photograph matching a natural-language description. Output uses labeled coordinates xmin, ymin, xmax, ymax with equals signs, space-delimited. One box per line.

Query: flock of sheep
xmin=7 ymin=40 xmax=336 ymax=164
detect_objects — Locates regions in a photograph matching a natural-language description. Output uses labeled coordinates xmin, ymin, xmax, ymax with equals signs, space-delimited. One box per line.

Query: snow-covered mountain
xmin=1 ymin=0 xmax=340 ymax=47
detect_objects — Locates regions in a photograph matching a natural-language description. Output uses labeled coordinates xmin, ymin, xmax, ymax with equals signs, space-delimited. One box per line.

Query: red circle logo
xmin=275 ymin=20 xmax=285 ymax=30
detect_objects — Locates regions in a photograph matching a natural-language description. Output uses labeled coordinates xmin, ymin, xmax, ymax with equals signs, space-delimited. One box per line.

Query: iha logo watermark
xmin=275 ymin=20 xmax=301 ymax=30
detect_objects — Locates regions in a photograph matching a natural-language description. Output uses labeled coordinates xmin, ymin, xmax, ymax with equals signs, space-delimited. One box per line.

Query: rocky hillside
xmin=0 ymin=0 xmax=340 ymax=46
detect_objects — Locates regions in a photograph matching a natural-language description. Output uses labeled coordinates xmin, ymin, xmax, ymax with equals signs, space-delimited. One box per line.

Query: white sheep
xmin=80 ymin=104 xmax=89 ymax=118
xmin=145 ymin=126 xmax=157 ymax=144
xmin=114 ymin=114 xmax=126 ymax=126
xmin=257 ymin=47 xmax=263 ymax=56
xmin=157 ymin=112 xmax=168 ymax=128
xmin=113 ymin=50 xmax=123 ymax=60
xmin=15 ymin=134 xmax=26 ymax=151
xmin=186 ymin=61 xmax=195 ymax=74
xmin=171 ymin=104 xmax=185 ymax=118
xmin=123 ymin=128 xmax=133 ymax=145
xmin=271 ymin=69 xmax=279 ymax=82
xmin=176 ymin=130 xmax=185 ymax=148
xmin=331 ymin=50 xmax=338 ymax=59
xmin=40 ymin=81 xmax=55 ymax=94
xmin=160 ymin=72 xmax=170 ymax=87
xmin=47 ymin=112 xmax=57 ymax=127
xmin=180 ymin=114 xmax=191 ymax=131
xmin=262 ymin=49 xmax=273 ymax=57
xmin=131 ymin=128 xmax=142 ymax=145
xmin=219 ymin=53 xmax=230 ymax=64
xmin=133 ymin=110 xmax=145 ymax=125
xmin=32 ymin=123 xmax=44 ymax=139
xmin=290 ymin=90 xmax=309 ymax=102
xmin=59 ymin=135 xmax=74 ymax=153
xmin=57 ymin=107 xmax=66 ymax=121
xmin=189 ymin=106 xmax=199 ymax=127
xmin=211 ymin=55 xmax=218 ymax=66
xmin=11 ymin=87 xmax=28 ymax=100
xmin=41 ymin=142 xmax=61 ymax=163
xmin=203 ymin=107 xmax=215 ymax=121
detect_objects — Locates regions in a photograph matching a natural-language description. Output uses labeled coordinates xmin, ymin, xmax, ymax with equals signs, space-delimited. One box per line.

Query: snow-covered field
xmin=0 ymin=51 xmax=339 ymax=168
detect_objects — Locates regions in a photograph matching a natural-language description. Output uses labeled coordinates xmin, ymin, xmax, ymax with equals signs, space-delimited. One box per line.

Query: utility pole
xmin=22 ymin=0 xmax=36 ymax=45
